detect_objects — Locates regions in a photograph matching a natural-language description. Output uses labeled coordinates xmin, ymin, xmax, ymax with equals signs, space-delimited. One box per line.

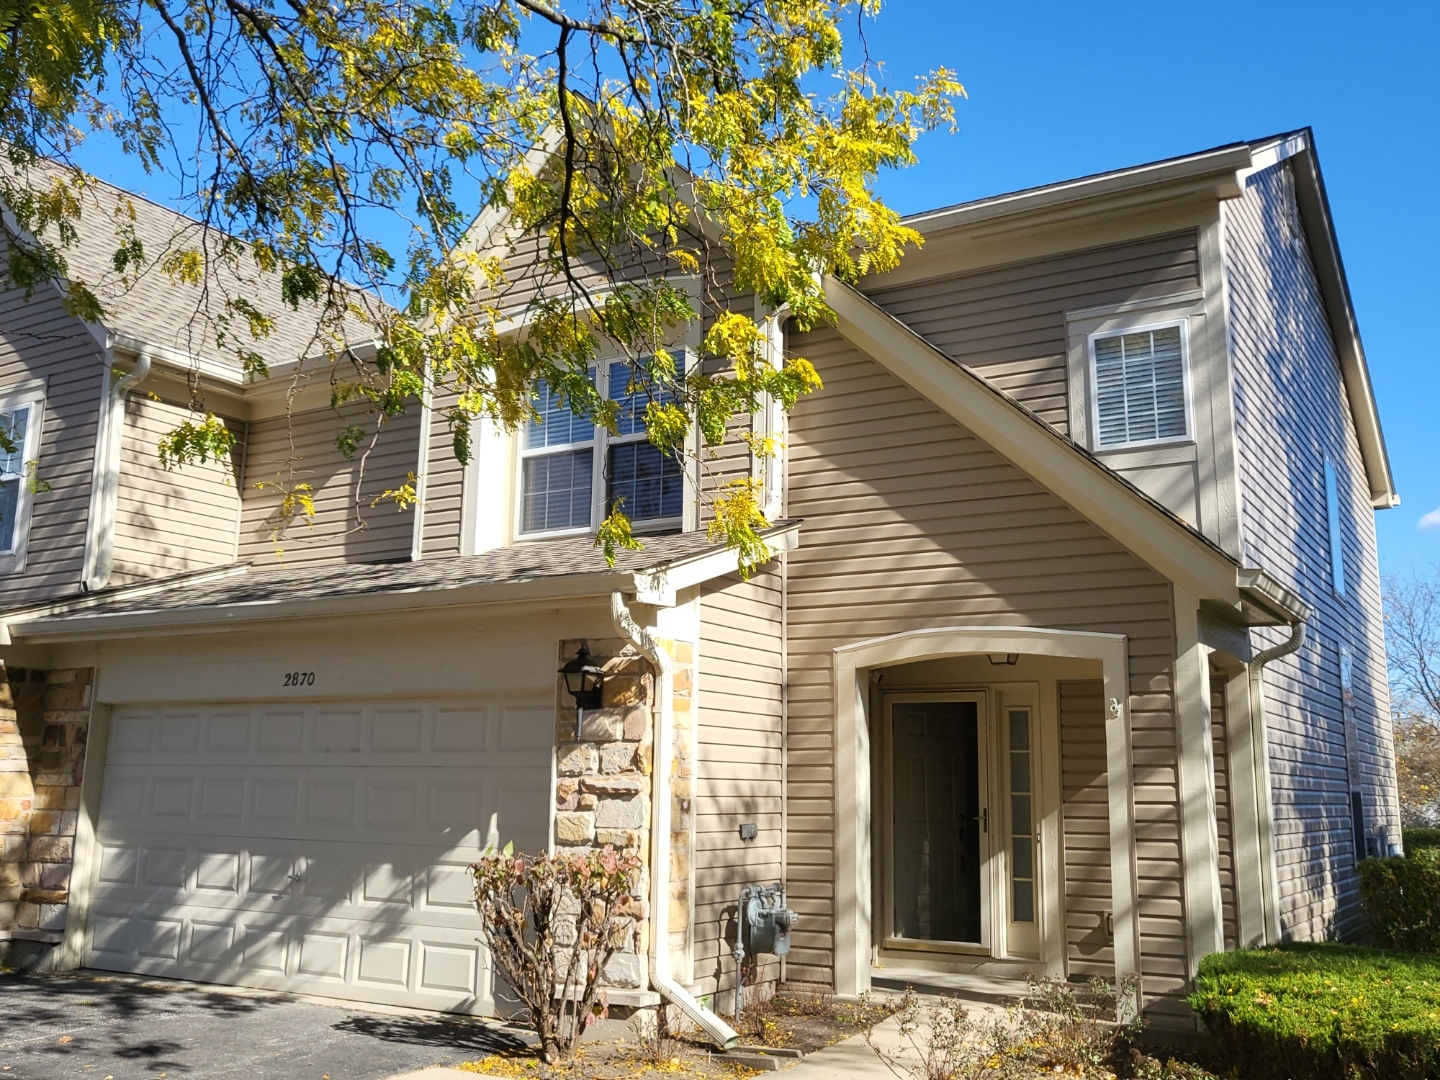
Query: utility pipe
xmin=611 ymin=591 xmax=739 ymax=1050
xmin=82 ymin=350 xmax=152 ymax=592
xmin=1247 ymin=617 xmax=1307 ymax=945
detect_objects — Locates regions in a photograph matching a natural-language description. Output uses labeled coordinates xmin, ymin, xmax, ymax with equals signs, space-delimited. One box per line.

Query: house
xmin=0 ymin=129 xmax=1400 ymax=1031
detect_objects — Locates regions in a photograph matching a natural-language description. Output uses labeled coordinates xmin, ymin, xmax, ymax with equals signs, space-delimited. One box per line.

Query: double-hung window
xmin=0 ymin=385 xmax=44 ymax=570
xmin=517 ymin=357 xmax=686 ymax=537
xmin=1089 ymin=321 xmax=1191 ymax=448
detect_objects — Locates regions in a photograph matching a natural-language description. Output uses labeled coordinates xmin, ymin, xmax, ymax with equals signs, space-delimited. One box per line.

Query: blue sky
xmin=859 ymin=0 xmax=1438 ymax=577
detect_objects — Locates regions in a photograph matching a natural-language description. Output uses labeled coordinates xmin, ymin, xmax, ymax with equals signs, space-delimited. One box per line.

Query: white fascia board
xmin=111 ymin=332 xmax=383 ymax=394
xmin=5 ymin=527 xmax=802 ymax=642
xmin=631 ymin=523 xmax=801 ymax=605
xmin=7 ymin=570 xmax=638 ymax=643
xmin=825 ymin=277 xmax=1241 ymax=604
xmin=1284 ymin=143 xmax=1398 ymax=508
xmin=902 ymin=144 xmax=1255 ymax=236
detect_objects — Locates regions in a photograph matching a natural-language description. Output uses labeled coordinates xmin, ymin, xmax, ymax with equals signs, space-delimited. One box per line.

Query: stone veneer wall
xmin=0 ymin=666 xmax=94 ymax=953
xmin=552 ymin=637 xmax=696 ymax=992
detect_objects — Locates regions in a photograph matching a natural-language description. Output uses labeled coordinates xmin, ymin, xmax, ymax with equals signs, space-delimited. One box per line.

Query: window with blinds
xmin=1091 ymin=323 xmax=1189 ymax=447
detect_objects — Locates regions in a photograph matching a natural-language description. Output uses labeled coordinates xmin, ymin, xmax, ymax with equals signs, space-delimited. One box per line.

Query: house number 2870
xmin=283 ymin=672 xmax=316 ymax=687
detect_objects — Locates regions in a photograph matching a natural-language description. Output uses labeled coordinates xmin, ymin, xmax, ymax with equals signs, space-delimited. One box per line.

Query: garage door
xmin=83 ymin=697 xmax=552 ymax=1015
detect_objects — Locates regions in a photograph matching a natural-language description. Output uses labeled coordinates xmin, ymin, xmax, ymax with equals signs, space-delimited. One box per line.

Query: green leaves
xmin=1 ymin=0 xmax=958 ymax=571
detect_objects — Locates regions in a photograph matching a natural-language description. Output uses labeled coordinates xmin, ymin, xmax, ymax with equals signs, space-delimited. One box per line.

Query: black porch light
xmin=560 ymin=644 xmax=606 ymax=709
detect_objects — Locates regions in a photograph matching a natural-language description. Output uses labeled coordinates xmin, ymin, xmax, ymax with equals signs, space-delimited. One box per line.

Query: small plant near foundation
xmin=471 ymin=843 xmax=643 ymax=1064
xmin=866 ymin=975 xmax=1207 ymax=1080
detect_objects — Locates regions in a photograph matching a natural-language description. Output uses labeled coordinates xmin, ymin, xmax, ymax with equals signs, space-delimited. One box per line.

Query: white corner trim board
xmin=829 ymin=625 xmax=1140 ymax=1018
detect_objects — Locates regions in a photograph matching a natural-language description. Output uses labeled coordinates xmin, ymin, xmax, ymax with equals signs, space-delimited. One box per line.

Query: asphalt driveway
xmin=0 ymin=971 xmax=525 ymax=1080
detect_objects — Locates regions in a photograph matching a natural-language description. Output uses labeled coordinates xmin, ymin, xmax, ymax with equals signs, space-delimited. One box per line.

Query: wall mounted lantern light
xmin=559 ymin=643 xmax=607 ymax=709
xmin=988 ymin=653 xmax=1020 ymax=666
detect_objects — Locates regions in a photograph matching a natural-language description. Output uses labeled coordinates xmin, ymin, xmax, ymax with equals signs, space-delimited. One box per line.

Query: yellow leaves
xmin=160 ymin=247 xmax=204 ymax=286
xmin=707 ymin=478 xmax=771 ymax=578
xmin=371 ymin=472 xmax=419 ymax=511
xmin=701 ymin=311 xmax=765 ymax=377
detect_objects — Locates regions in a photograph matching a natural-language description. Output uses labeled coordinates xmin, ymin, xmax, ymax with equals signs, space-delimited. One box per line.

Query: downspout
xmin=82 ymin=349 xmax=151 ymax=592
xmin=611 ymin=590 xmax=740 ymax=1050
xmin=1247 ymin=617 xmax=1307 ymax=945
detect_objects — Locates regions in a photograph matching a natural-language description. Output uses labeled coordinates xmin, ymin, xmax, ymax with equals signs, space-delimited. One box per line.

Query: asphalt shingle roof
xmin=34 ymin=525 xmax=795 ymax=624
xmin=17 ymin=164 xmax=379 ymax=371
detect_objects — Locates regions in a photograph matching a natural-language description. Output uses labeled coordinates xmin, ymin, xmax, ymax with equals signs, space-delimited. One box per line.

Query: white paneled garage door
xmin=83 ymin=696 xmax=552 ymax=1015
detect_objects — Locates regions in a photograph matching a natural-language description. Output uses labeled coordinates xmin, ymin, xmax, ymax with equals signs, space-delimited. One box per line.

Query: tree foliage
xmin=1385 ymin=570 xmax=1440 ymax=827
xmin=0 ymin=0 xmax=960 ymax=567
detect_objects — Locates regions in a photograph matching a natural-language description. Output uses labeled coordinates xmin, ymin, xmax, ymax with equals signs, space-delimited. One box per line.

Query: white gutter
xmin=81 ymin=348 xmax=151 ymax=592
xmin=610 ymin=590 xmax=740 ymax=1051
xmin=1247 ymin=617 xmax=1308 ymax=945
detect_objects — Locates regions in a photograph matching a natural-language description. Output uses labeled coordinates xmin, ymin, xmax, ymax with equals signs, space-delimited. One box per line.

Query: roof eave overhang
xmin=901 ymin=144 xmax=1255 ymax=238
xmin=6 ymin=524 xmax=800 ymax=644
xmin=823 ymin=277 xmax=1244 ymax=607
xmin=1277 ymin=136 xmax=1397 ymax=509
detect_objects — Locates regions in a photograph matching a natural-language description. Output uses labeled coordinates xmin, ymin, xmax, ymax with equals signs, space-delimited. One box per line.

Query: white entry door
xmin=83 ymin=697 xmax=552 ymax=1015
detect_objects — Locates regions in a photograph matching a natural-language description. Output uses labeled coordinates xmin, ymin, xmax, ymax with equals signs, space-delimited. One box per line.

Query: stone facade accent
xmin=553 ymin=636 xmax=696 ymax=992
xmin=0 ymin=666 xmax=94 ymax=951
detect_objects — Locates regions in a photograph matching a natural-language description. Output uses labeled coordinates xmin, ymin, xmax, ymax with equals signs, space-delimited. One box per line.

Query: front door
xmin=886 ymin=696 xmax=985 ymax=946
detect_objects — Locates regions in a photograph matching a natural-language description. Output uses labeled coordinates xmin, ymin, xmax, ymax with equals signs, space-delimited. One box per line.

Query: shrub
xmin=1190 ymin=943 xmax=1440 ymax=1080
xmin=1403 ymin=827 xmax=1440 ymax=859
xmin=471 ymin=844 xmax=643 ymax=1063
xmin=1358 ymin=856 xmax=1440 ymax=951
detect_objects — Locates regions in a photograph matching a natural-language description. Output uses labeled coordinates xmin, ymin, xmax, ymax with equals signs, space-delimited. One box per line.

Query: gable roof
xmin=891 ymin=130 xmax=1395 ymax=510
xmin=824 ymin=275 xmax=1305 ymax=625
xmin=5 ymin=164 xmax=381 ymax=380
xmin=3 ymin=522 xmax=801 ymax=642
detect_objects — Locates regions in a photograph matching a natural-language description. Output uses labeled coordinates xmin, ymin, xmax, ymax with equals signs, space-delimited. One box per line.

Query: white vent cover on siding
xmin=1093 ymin=326 xmax=1187 ymax=447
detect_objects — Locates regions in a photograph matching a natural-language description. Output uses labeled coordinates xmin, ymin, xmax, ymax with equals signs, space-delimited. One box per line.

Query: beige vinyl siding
xmin=862 ymin=232 xmax=1202 ymax=435
xmin=0 ymin=280 xmax=105 ymax=608
xmin=1225 ymin=162 xmax=1398 ymax=941
xmin=419 ymin=390 xmax=465 ymax=558
xmin=784 ymin=325 xmax=1191 ymax=1016
xmin=110 ymin=395 xmax=242 ymax=583
xmin=239 ymin=403 xmax=421 ymax=567
xmin=1211 ymin=672 xmax=1237 ymax=951
xmin=1058 ymin=679 xmax=1114 ymax=979
xmin=695 ymin=569 xmax=784 ymax=998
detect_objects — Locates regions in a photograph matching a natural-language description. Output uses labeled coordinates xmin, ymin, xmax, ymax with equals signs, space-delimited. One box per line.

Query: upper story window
xmin=517 ymin=358 xmax=686 ymax=538
xmin=0 ymin=382 xmax=45 ymax=571
xmin=1089 ymin=321 xmax=1191 ymax=449
xmin=1325 ymin=458 xmax=1346 ymax=597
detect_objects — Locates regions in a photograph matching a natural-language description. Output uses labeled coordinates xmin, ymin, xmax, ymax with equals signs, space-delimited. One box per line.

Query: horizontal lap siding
xmin=0 ymin=281 xmax=104 ymax=607
xmin=1225 ymin=164 xmax=1398 ymax=942
xmin=420 ymin=390 xmax=465 ymax=558
xmin=239 ymin=403 xmax=421 ymax=567
xmin=696 ymin=570 xmax=784 ymax=998
xmin=111 ymin=396 xmax=242 ymax=583
xmin=783 ymin=327 xmax=1186 ymax=1009
xmin=1059 ymin=680 xmax=1113 ymax=978
xmin=862 ymin=233 xmax=1201 ymax=436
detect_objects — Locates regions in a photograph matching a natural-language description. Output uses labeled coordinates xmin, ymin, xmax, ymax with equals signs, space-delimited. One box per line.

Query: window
xmin=0 ymin=388 xmax=42 ymax=567
xmin=1089 ymin=322 xmax=1190 ymax=448
xmin=1008 ymin=707 xmax=1035 ymax=924
xmin=1325 ymin=459 xmax=1346 ymax=597
xmin=518 ymin=358 xmax=686 ymax=537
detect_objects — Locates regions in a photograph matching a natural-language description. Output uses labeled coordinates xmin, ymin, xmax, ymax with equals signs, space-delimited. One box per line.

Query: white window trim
xmin=0 ymin=379 xmax=47 ymax=574
xmin=1086 ymin=316 xmax=1195 ymax=452
xmin=513 ymin=357 xmax=688 ymax=541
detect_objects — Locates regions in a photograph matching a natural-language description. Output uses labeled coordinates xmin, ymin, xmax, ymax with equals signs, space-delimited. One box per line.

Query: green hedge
xmin=1359 ymin=857 xmax=1440 ymax=952
xmin=1190 ymin=944 xmax=1440 ymax=1080
xmin=1403 ymin=828 xmax=1440 ymax=859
